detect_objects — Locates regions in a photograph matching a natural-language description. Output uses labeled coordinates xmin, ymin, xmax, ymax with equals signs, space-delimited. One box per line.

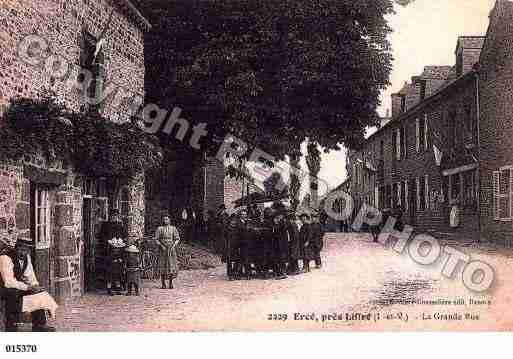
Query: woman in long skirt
xmin=155 ymin=216 xmax=180 ymax=289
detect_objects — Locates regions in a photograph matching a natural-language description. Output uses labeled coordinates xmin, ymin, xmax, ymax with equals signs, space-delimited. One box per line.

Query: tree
xmin=306 ymin=140 xmax=322 ymax=208
xmin=140 ymin=0 xmax=411 ymax=158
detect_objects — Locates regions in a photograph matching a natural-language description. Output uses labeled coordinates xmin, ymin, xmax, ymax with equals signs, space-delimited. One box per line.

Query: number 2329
xmin=268 ymin=314 xmax=288 ymax=321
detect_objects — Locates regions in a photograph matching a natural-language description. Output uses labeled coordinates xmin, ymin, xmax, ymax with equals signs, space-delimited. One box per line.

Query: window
xmin=401 ymin=181 xmax=407 ymax=211
xmin=425 ymin=174 xmax=429 ymax=210
xmin=493 ymin=167 xmax=513 ymax=221
xmin=392 ymin=130 xmax=397 ymax=161
xmin=417 ymin=176 xmax=426 ymax=211
xmin=400 ymin=95 xmax=406 ymax=113
xmin=463 ymin=170 xmax=477 ymax=206
xmin=400 ymin=126 xmax=407 ymax=159
xmin=451 ymin=173 xmax=461 ymax=202
xmin=395 ymin=128 xmax=401 ymax=160
xmin=34 ymin=188 xmax=50 ymax=249
xmin=416 ymin=117 xmax=427 ymax=152
xmin=392 ymin=183 xmax=398 ymax=208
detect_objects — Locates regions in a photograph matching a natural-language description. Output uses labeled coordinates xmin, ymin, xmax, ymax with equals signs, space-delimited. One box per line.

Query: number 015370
xmin=5 ymin=345 xmax=38 ymax=353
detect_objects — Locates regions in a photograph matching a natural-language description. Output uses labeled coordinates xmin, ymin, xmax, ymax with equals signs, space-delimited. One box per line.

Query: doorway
xmin=82 ymin=198 xmax=95 ymax=291
xmin=30 ymin=185 xmax=51 ymax=293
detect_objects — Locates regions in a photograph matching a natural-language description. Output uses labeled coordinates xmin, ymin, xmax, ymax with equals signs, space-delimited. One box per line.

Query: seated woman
xmin=0 ymin=239 xmax=57 ymax=332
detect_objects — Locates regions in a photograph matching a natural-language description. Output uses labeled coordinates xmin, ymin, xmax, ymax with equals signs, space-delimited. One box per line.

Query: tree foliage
xmin=141 ymin=0 xmax=407 ymax=158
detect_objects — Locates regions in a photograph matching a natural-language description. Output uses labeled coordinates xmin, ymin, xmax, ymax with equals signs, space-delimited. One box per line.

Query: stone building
xmin=478 ymin=0 xmax=513 ymax=244
xmin=0 ymin=0 xmax=150 ymax=302
xmin=347 ymin=39 xmax=483 ymax=239
xmin=347 ymin=0 xmax=513 ymax=244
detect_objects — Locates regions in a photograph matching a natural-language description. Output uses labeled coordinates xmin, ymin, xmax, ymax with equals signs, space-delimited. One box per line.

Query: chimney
xmin=455 ymin=36 xmax=485 ymax=77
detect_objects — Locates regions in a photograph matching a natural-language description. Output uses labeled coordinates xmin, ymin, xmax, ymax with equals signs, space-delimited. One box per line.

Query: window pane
xmin=500 ymin=170 xmax=510 ymax=195
xmin=500 ymin=197 xmax=510 ymax=219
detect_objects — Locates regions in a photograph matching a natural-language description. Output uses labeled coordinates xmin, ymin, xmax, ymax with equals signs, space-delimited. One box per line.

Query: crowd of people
xmin=217 ymin=203 xmax=325 ymax=281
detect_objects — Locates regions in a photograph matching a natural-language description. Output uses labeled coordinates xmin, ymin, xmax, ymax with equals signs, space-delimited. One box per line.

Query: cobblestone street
xmin=52 ymin=233 xmax=513 ymax=331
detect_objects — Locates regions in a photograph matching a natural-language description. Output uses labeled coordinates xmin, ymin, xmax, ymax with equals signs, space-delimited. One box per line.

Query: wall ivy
xmin=0 ymin=93 xmax=163 ymax=179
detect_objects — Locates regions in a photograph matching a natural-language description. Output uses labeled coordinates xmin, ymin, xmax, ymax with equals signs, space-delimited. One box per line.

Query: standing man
xmin=310 ymin=211 xmax=324 ymax=269
xmin=299 ymin=213 xmax=313 ymax=272
xmin=261 ymin=208 xmax=275 ymax=278
xmin=286 ymin=211 xmax=301 ymax=275
xmin=272 ymin=209 xmax=289 ymax=280
xmin=0 ymin=239 xmax=57 ymax=332
xmin=237 ymin=209 xmax=252 ymax=280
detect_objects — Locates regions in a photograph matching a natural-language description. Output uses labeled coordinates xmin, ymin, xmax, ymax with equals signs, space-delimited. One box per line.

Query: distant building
xmin=346 ymin=1 xmax=513 ymax=243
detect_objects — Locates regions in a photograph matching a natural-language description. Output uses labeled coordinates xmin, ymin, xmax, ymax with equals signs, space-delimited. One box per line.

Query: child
xmin=124 ymin=245 xmax=141 ymax=296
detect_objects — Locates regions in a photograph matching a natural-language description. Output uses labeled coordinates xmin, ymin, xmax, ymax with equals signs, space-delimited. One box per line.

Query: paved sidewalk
xmin=52 ymin=233 xmax=513 ymax=331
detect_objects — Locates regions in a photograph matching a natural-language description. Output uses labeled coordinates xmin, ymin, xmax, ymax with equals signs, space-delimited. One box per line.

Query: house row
xmin=346 ymin=0 xmax=513 ymax=244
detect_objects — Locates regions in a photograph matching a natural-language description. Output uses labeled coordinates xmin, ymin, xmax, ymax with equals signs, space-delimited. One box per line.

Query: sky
xmin=308 ymin=0 xmax=497 ymax=196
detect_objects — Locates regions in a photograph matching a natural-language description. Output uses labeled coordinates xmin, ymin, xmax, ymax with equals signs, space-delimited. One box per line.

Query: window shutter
xmin=404 ymin=180 xmax=409 ymax=212
xmin=375 ymin=186 xmax=379 ymax=209
xmin=396 ymin=129 xmax=401 ymax=160
xmin=493 ymin=171 xmax=500 ymax=220
xmin=425 ymin=174 xmax=429 ymax=210
xmin=416 ymin=118 xmax=420 ymax=152
xmin=424 ymin=114 xmax=429 ymax=151
xmin=397 ymin=182 xmax=402 ymax=207
xmin=416 ymin=177 xmax=420 ymax=210
xmin=392 ymin=131 xmax=397 ymax=161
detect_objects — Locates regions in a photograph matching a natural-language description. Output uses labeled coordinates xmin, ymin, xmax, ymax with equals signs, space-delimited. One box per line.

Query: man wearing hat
xmin=310 ymin=211 xmax=325 ymax=269
xmin=0 ymin=239 xmax=56 ymax=331
xmin=286 ymin=211 xmax=301 ymax=275
xmin=260 ymin=207 xmax=275 ymax=278
xmin=272 ymin=207 xmax=289 ymax=280
xmin=298 ymin=213 xmax=313 ymax=272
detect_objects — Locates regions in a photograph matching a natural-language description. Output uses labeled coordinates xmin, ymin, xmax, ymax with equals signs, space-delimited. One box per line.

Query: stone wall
xmin=52 ymin=180 xmax=83 ymax=301
xmin=0 ymin=0 xmax=147 ymax=121
xmin=478 ymin=0 xmax=513 ymax=243
xmin=0 ymin=0 xmax=149 ymax=306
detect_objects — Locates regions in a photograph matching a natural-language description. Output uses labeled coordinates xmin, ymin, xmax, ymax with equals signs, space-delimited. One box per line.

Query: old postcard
xmin=0 ymin=0 xmax=512 ymax=346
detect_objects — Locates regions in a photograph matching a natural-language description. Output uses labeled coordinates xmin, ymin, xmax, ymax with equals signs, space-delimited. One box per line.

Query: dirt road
xmin=53 ymin=233 xmax=513 ymax=331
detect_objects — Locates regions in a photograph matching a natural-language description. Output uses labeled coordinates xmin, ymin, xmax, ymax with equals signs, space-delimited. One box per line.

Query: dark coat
xmin=287 ymin=221 xmax=301 ymax=260
xmin=272 ymin=222 xmax=289 ymax=262
xmin=310 ymin=222 xmax=324 ymax=253
xmin=299 ymin=223 xmax=314 ymax=260
xmin=225 ymin=218 xmax=252 ymax=262
xmin=225 ymin=219 xmax=242 ymax=261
